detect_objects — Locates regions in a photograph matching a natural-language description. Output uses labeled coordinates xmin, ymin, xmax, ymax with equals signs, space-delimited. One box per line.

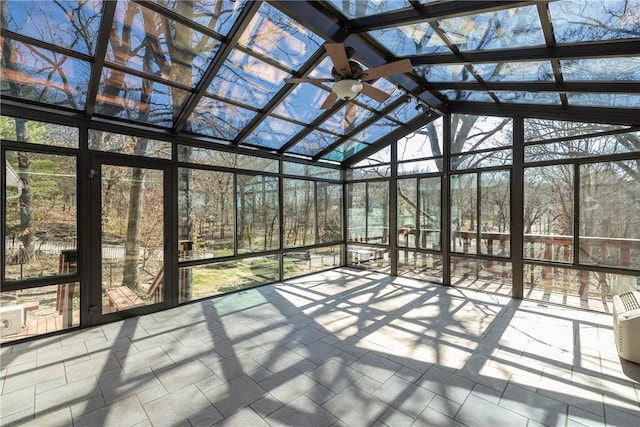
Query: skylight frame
xmin=1 ymin=0 xmax=638 ymax=166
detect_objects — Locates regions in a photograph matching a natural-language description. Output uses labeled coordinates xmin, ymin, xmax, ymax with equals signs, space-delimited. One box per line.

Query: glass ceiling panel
xmin=550 ymin=0 xmax=640 ymax=43
xmin=353 ymin=118 xmax=400 ymax=144
xmin=3 ymin=0 xmax=637 ymax=161
xmin=322 ymin=140 xmax=369 ymax=162
xmin=441 ymin=90 xmax=495 ymax=103
xmin=414 ymin=64 xmax=476 ymax=82
xmin=320 ymin=104 xmax=375 ymax=134
xmin=273 ymin=83 xmax=329 ymax=124
xmin=96 ymin=67 xmax=189 ymax=127
xmin=494 ymin=92 xmax=561 ymax=105
xmin=107 ymin=0 xmax=219 ymax=87
xmin=243 ymin=116 xmax=304 ymax=150
xmin=2 ymin=0 xmax=102 ymax=55
xmin=288 ymin=130 xmax=338 ymax=157
xmin=152 ymin=0 xmax=246 ymax=36
xmin=560 ymin=57 xmax=640 ymax=81
xmin=368 ymin=23 xmax=451 ymax=56
xmin=207 ymin=49 xmax=288 ymax=108
xmin=356 ymin=78 xmax=404 ymax=111
xmin=1 ymin=38 xmax=90 ymax=110
xmin=187 ymin=96 xmax=257 ymax=139
xmin=308 ymin=56 xmax=334 ymax=79
xmin=386 ymin=101 xmax=421 ymax=124
xmin=479 ymin=61 xmax=554 ymax=82
xmin=437 ymin=5 xmax=545 ymax=51
xmin=566 ymin=93 xmax=640 ymax=109
xmin=237 ymin=2 xmax=323 ymax=69
xmin=326 ymin=0 xmax=411 ymax=18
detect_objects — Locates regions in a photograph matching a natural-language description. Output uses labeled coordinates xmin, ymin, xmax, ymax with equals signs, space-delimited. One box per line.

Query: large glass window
xmin=100 ymin=164 xmax=165 ymax=314
xmin=237 ymin=175 xmax=279 ymax=253
xmin=398 ymin=251 xmax=443 ymax=283
xmin=450 ymin=171 xmax=510 ymax=257
xmin=179 ymin=255 xmax=279 ymax=303
xmin=579 ymin=160 xmax=640 ymax=270
xmin=480 ymin=171 xmax=510 ymax=257
xmin=451 ymin=257 xmax=512 ymax=297
xmin=523 ymin=119 xmax=640 ymax=311
xmin=1 ymin=283 xmax=80 ymax=343
xmin=4 ymin=151 xmax=77 ymax=281
xmin=451 ymin=114 xmax=513 ymax=170
xmin=523 ymin=263 xmax=639 ymax=312
xmin=89 ymin=130 xmax=172 ymax=159
xmin=523 ymin=166 xmax=574 ymax=263
xmin=366 ymin=181 xmax=389 ymax=245
xmin=347 ymin=182 xmax=366 ymax=242
xmin=283 ymin=179 xmax=315 ymax=248
xmin=420 ymin=177 xmax=442 ymax=251
xmin=450 ymin=174 xmax=477 ymax=254
xmin=451 ymin=114 xmax=513 ymax=153
xmin=398 ymin=118 xmax=444 ymax=175
xmin=178 ymin=168 xmax=234 ymax=260
xmin=347 ymin=146 xmax=391 ymax=180
xmin=347 ymin=244 xmax=390 ymax=272
xmin=397 ymin=179 xmax=418 ymax=248
xmin=347 ymin=181 xmax=389 ymax=245
xmin=317 ymin=183 xmax=343 ymax=243
xmin=178 ymin=145 xmax=279 ymax=173
xmin=284 ymin=246 xmax=341 ymax=280
xmin=0 ymin=118 xmax=79 ymax=149
xmin=398 ymin=177 xmax=442 ymax=250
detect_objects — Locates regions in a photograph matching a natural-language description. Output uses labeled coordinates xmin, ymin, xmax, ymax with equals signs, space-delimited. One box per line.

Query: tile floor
xmin=1 ymin=268 xmax=639 ymax=427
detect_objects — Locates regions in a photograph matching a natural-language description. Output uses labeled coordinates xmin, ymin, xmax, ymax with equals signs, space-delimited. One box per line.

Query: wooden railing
xmin=354 ymin=226 xmax=640 ymax=269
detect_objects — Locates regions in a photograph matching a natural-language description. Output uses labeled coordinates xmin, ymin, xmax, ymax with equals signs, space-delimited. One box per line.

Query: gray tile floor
xmin=1 ymin=268 xmax=639 ymax=427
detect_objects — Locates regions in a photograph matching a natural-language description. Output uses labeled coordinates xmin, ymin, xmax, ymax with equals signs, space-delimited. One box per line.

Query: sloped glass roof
xmin=2 ymin=0 xmax=638 ymax=165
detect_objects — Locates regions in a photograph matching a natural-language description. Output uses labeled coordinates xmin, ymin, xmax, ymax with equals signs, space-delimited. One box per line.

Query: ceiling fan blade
xmin=360 ymin=82 xmax=390 ymax=103
xmin=284 ymin=77 xmax=334 ymax=83
xmin=320 ymin=91 xmax=338 ymax=109
xmin=344 ymin=103 xmax=357 ymax=129
xmin=325 ymin=43 xmax=350 ymax=76
xmin=361 ymin=58 xmax=413 ymax=81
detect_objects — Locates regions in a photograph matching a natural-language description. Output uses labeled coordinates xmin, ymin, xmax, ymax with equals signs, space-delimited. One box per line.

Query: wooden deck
xmin=106 ymin=286 xmax=145 ymax=311
xmin=1 ymin=311 xmax=80 ymax=343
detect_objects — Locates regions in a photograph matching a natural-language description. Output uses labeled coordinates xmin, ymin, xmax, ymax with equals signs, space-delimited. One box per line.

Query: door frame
xmin=88 ymin=154 xmax=174 ymax=325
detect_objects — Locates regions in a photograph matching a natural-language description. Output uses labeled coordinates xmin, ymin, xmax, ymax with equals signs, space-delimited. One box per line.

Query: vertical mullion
xmin=78 ymin=126 xmax=93 ymax=327
xmin=233 ymin=173 xmax=238 ymax=257
xmin=164 ymin=158 xmax=177 ymax=307
xmin=512 ymin=117 xmax=524 ymax=299
xmin=476 ymin=171 xmax=482 ymax=256
xmin=443 ymin=114 xmax=451 ymax=286
xmin=314 ymin=181 xmax=320 ymax=246
xmin=0 ymin=144 xmax=5 ymax=286
xmin=390 ymin=140 xmax=398 ymax=276
xmin=573 ymin=162 xmax=580 ymax=266
xmin=416 ymin=178 xmax=421 ymax=251
xmin=278 ymin=166 xmax=284 ymax=281
xmin=342 ymin=170 xmax=347 ymax=266
xmin=365 ymin=183 xmax=370 ymax=244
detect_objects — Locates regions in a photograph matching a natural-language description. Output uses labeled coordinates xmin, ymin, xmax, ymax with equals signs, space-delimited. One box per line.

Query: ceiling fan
xmin=284 ymin=43 xmax=413 ymax=109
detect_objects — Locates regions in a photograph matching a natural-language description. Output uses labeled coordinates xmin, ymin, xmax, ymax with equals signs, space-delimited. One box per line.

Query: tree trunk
xmin=123 ymin=166 xmax=145 ymax=289
xmin=16 ymin=122 xmax=35 ymax=260
xmin=2 ymin=12 xmax=36 ymax=261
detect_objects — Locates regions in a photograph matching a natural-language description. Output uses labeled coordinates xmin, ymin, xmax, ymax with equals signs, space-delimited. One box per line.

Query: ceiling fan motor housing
xmin=332 ymin=59 xmax=364 ymax=81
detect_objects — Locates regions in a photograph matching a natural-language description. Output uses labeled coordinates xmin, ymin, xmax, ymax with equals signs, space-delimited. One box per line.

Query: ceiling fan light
xmin=332 ymin=79 xmax=363 ymax=100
